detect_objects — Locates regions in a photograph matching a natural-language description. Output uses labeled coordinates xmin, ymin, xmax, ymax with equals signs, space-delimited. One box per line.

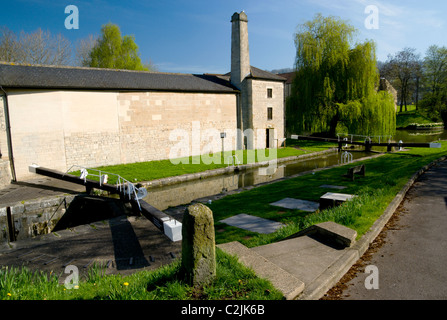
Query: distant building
xmin=379 ymin=77 xmax=398 ymax=110
xmin=277 ymin=71 xmax=296 ymax=107
xmin=0 ymin=11 xmax=285 ymax=182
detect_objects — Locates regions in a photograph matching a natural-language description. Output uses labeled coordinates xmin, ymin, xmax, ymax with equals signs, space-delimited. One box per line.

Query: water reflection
xmin=144 ymin=150 xmax=371 ymax=210
xmin=393 ymin=129 xmax=447 ymax=143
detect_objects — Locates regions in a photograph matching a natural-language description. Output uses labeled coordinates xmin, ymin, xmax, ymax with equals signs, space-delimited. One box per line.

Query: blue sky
xmin=1 ymin=0 xmax=446 ymax=74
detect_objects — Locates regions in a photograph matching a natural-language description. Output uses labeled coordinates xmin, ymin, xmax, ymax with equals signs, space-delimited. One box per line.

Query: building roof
xmin=277 ymin=71 xmax=296 ymax=84
xmin=222 ymin=66 xmax=287 ymax=83
xmin=0 ymin=62 xmax=239 ymax=93
xmin=249 ymin=66 xmax=287 ymax=82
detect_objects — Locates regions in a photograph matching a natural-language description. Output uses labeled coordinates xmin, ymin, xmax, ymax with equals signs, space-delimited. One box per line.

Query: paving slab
xmin=252 ymin=235 xmax=347 ymax=286
xmin=218 ymin=221 xmax=359 ymax=300
xmin=320 ymin=192 xmax=355 ymax=201
xmin=219 ymin=213 xmax=285 ymax=234
xmin=319 ymin=192 xmax=356 ymax=210
xmin=269 ymin=197 xmax=319 ymax=212
xmin=319 ymin=185 xmax=347 ymax=190
xmin=217 ymin=241 xmax=305 ymax=300
xmin=0 ymin=177 xmax=85 ymax=207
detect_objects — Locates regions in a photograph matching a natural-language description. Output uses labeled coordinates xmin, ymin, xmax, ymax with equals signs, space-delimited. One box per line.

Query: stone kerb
xmin=181 ymin=203 xmax=216 ymax=287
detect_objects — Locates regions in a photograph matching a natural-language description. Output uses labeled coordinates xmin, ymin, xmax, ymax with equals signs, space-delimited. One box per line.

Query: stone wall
xmin=117 ymin=91 xmax=237 ymax=163
xmin=0 ymin=194 xmax=76 ymax=244
xmin=5 ymin=89 xmax=237 ymax=180
xmin=6 ymin=90 xmax=121 ymax=179
xmin=0 ymin=96 xmax=8 ymax=160
xmin=0 ymin=159 xmax=11 ymax=189
xmin=249 ymin=79 xmax=285 ymax=148
xmin=379 ymin=78 xmax=398 ymax=111
xmin=0 ymin=194 xmax=128 ymax=244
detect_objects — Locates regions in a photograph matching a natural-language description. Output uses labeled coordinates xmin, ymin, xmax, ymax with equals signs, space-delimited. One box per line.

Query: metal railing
xmin=63 ymin=165 xmax=146 ymax=210
xmin=337 ymin=133 xmax=393 ymax=144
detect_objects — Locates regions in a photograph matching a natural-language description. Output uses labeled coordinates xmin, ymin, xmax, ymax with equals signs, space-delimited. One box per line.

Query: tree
xmin=0 ymin=26 xmax=72 ymax=65
xmin=419 ymin=45 xmax=447 ymax=123
xmin=423 ymin=45 xmax=447 ymax=96
xmin=0 ymin=26 xmax=22 ymax=62
xmin=88 ymin=23 xmax=147 ymax=71
xmin=412 ymin=59 xmax=423 ymax=110
xmin=287 ymin=14 xmax=395 ymax=136
xmin=382 ymin=48 xmax=420 ymax=112
xmin=75 ymin=34 xmax=98 ymax=67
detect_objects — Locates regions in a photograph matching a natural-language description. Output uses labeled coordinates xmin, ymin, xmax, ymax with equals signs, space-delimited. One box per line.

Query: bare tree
xmin=2 ymin=25 xmax=156 ymax=70
xmin=75 ymin=34 xmax=98 ymax=67
xmin=0 ymin=26 xmax=22 ymax=62
xmin=0 ymin=26 xmax=72 ymax=66
xmin=412 ymin=59 xmax=423 ymax=109
xmin=19 ymin=28 xmax=72 ymax=65
xmin=51 ymin=33 xmax=73 ymax=65
xmin=383 ymin=47 xmax=420 ymax=112
xmin=19 ymin=28 xmax=52 ymax=64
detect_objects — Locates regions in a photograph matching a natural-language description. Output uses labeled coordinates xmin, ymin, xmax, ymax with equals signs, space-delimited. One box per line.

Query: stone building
xmin=0 ymin=11 xmax=285 ymax=183
xmin=379 ymin=77 xmax=398 ymax=110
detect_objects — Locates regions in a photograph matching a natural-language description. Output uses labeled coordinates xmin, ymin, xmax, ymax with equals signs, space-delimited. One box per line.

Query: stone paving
xmin=219 ymin=213 xmax=285 ymax=234
xmin=0 ymin=177 xmax=85 ymax=207
xmin=269 ymin=197 xmax=320 ymax=212
xmin=0 ymin=215 xmax=182 ymax=279
xmin=319 ymin=184 xmax=347 ymax=190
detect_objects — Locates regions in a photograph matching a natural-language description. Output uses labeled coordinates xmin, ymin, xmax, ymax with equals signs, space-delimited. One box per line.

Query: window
xmin=267 ymin=107 xmax=273 ymax=120
xmin=267 ymin=88 xmax=273 ymax=98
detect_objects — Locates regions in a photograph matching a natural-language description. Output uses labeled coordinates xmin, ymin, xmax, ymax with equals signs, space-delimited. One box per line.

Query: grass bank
xmin=69 ymin=140 xmax=337 ymax=183
xmin=1 ymin=249 xmax=284 ymax=300
xmin=396 ymin=106 xmax=442 ymax=129
xmin=209 ymin=141 xmax=447 ymax=247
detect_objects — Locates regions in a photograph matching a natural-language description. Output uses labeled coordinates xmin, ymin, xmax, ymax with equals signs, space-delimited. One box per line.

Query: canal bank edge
xmin=296 ymin=154 xmax=447 ymax=300
xmin=140 ymin=148 xmax=339 ymax=188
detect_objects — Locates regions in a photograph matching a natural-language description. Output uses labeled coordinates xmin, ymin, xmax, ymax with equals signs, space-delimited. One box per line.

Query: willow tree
xmin=287 ymin=14 xmax=395 ymax=137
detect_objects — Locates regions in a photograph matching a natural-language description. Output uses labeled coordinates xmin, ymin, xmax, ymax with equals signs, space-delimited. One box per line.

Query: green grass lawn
xmin=1 ymin=249 xmax=284 ymax=300
xmin=209 ymin=141 xmax=447 ymax=247
xmin=70 ymin=140 xmax=337 ymax=183
xmin=396 ymin=107 xmax=441 ymax=129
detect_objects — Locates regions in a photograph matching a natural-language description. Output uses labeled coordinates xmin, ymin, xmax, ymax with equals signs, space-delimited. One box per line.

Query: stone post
xmin=181 ymin=203 xmax=216 ymax=287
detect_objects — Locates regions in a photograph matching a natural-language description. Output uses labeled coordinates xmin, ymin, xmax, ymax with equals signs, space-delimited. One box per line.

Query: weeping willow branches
xmin=287 ymin=14 xmax=396 ymax=137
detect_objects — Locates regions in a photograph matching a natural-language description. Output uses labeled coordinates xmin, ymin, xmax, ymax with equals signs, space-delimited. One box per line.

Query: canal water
xmin=394 ymin=128 xmax=447 ymax=143
xmin=144 ymin=149 xmax=371 ymax=210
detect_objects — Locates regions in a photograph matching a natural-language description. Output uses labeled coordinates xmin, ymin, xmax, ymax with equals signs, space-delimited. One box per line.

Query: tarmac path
xmin=324 ymin=159 xmax=447 ymax=300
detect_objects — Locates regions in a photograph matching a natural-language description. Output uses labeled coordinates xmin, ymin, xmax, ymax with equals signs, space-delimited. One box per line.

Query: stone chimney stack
xmin=230 ymin=11 xmax=250 ymax=89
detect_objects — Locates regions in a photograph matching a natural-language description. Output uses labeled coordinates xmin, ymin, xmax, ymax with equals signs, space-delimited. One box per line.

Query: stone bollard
xmin=181 ymin=203 xmax=216 ymax=287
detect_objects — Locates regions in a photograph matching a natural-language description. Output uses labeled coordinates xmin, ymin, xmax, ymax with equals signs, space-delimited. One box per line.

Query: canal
xmin=394 ymin=128 xmax=447 ymax=143
xmin=144 ymin=149 xmax=372 ymax=211
xmin=144 ymin=128 xmax=447 ymax=211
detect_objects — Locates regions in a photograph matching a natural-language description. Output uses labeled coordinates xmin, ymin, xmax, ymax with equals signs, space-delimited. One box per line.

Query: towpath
xmin=324 ymin=159 xmax=447 ymax=299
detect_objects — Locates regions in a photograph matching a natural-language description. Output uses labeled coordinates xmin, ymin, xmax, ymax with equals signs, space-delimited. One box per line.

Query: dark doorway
xmin=266 ymin=129 xmax=270 ymax=148
xmin=266 ymin=129 xmax=274 ymax=148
